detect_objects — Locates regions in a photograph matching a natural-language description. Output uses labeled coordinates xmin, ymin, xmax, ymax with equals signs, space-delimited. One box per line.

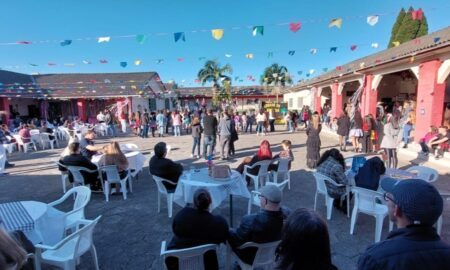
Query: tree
xmin=261 ymin=63 xmax=292 ymax=103
xmin=197 ymin=60 xmax=232 ymax=106
xmin=388 ymin=7 xmax=428 ymax=48
xmin=388 ymin=8 xmax=406 ymax=48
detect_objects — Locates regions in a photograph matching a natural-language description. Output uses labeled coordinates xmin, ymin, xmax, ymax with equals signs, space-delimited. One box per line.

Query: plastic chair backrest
xmin=30 ymin=129 xmax=40 ymax=136
xmin=238 ymin=241 xmax=280 ymax=268
xmin=13 ymin=135 xmax=24 ymax=144
xmin=313 ymin=172 xmax=332 ymax=194
xmin=352 ymin=187 xmax=384 ymax=214
xmin=160 ymin=241 xmax=218 ymax=270
xmin=0 ymin=145 xmax=6 ymax=173
xmin=254 ymin=160 xmax=272 ymax=176
xmin=406 ymin=166 xmax=439 ymax=183
xmin=99 ymin=165 xmax=122 ymax=183
xmin=40 ymin=133 xmax=51 ymax=141
xmin=67 ymin=166 xmax=91 ymax=185
xmin=71 ymin=186 xmax=92 ymax=211
xmin=152 ymin=175 xmax=174 ymax=194
xmin=276 ymin=158 xmax=290 ymax=173
xmin=266 ymin=180 xmax=289 ymax=191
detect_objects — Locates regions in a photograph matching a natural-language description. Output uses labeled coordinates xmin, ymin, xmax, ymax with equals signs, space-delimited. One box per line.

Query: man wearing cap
xmin=358 ymin=178 xmax=450 ymax=270
xmin=228 ymin=185 xmax=289 ymax=265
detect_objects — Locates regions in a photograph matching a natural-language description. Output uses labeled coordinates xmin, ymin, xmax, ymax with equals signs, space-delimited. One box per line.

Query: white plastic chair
xmin=59 ymin=127 xmax=71 ymax=140
xmin=121 ymin=143 xmax=139 ymax=152
xmin=270 ymin=158 xmax=291 ymax=189
xmin=99 ymin=165 xmax=131 ymax=202
xmin=47 ymin=186 xmax=92 ymax=238
xmin=13 ymin=134 xmax=37 ymax=153
xmin=67 ymin=166 xmax=98 ymax=188
xmin=227 ymin=240 xmax=280 ymax=270
xmin=34 ymin=216 xmax=101 ymax=270
xmin=55 ymin=161 xmax=70 ymax=193
xmin=126 ymin=151 xmax=143 ymax=180
xmin=350 ymin=187 xmax=388 ymax=242
xmin=160 ymin=241 xmax=219 ymax=270
xmin=406 ymin=166 xmax=439 ymax=183
xmin=40 ymin=133 xmax=58 ymax=149
xmin=3 ymin=136 xmax=16 ymax=154
xmin=247 ymin=180 xmax=289 ymax=214
xmin=313 ymin=172 xmax=349 ymax=220
xmin=94 ymin=123 xmax=106 ymax=137
xmin=152 ymin=175 xmax=176 ymax=218
xmin=243 ymin=160 xmax=273 ymax=191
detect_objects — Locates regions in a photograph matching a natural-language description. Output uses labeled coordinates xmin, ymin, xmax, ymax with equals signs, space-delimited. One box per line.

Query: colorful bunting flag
xmin=367 ymin=15 xmax=379 ymax=26
xmin=174 ymin=32 xmax=186 ymax=42
xmin=198 ymin=57 xmax=206 ymax=61
xmin=177 ymin=58 xmax=184 ymax=62
xmin=411 ymin=8 xmax=424 ymax=21
xmin=330 ymin=47 xmax=337 ymax=52
xmin=310 ymin=48 xmax=317 ymax=55
xmin=48 ymin=62 xmax=57 ymax=66
xmin=297 ymin=71 xmax=303 ymax=75
xmin=60 ymin=40 xmax=72 ymax=46
xmin=136 ymin=34 xmax=147 ymax=44
xmin=336 ymin=66 xmax=342 ymax=71
xmin=289 ymin=22 xmax=301 ymax=32
xmin=17 ymin=41 xmax=32 ymax=44
xmin=288 ymin=51 xmax=295 ymax=56
xmin=82 ymin=60 xmax=91 ymax=64
xmin=97 ymin=36 xmax=111 ymax=43
xmin=306 ymin=74 xmax=310 ymax=77
xmin=156 ymin=59 xmax=164 ymax=64
xmin=234 ymin=76 xmax=239 ymax=81
xmin=246 ymin=53 xmax=254 ymax=59
xmin=322 ymin=68 xmax=328 ymax=72
xmin=350 ymin=45 xmax=358 ymax=51
xmin=434 ymin=37 xmax=441 ymax=43
xmin=225 ymin=54 xmax=232 ymax=58
xmin=328 ymin=18 xmax=342 ymax=28
xmin=99 ymin=59 xmax=108 ymax=64
xmin=309 ymin=69 xmax=315 ymax=74
xmin=64 ymin=63 xmax=75 ymax=66
xmin=134 ymin=60 xmax=142 ymax=66
xmin=359 ymin=62 xmax=365 ymax=68
xmin=211 ymin=29 xmax=224 ymax=40
xmin=267 ymin=52 xmax=274 ymax=58
xmin=392 ymin=41 xmax=400 ymax=47
xmin=29 ymin=63 xmax=38 ymax=67
xmin=120 ymin=62 xmax=127 ymax=68
xmin=371 ymin=43 xmax=379 ymax=48
xmin=252 ymin=26 xmax=264 ymax=36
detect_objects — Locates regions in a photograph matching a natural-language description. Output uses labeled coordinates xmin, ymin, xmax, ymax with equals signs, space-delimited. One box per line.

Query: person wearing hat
xmin=358 ymin=178 xmax=450 ymax=270
xmin=228 ymin=184 xmax=290 ymax=265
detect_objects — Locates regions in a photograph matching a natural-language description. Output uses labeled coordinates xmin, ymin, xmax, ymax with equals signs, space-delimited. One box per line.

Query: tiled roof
xmin=290 ymin=26 xmax=450 ymax=90
xmin=174 ymin=85 xmax=278 ymax=97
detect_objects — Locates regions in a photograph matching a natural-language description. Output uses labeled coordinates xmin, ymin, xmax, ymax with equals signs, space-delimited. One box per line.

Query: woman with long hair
xmin=306 ymin=113 xmax=322 ymax=169
xmin=99 ymin=141 xmax=129 ymax=178
xmin=275 ymin=208 xmax=337 ymax=270
xmin=380 ymin=114 xmax=401 ymax=168
xmin=255 ymin=109 xmax=267 ymax=136
xmin=336 ymin=111 xmax=350 ymax=151
xmin=237 ymin=140 xmax=272 ymax=185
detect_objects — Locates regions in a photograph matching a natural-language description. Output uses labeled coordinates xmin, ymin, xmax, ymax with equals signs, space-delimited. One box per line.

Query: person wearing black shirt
xmin=79 ymin=130 xmax=104 ymax=159
xmin=202 ymin=109 xmax=218 ymax=158
xmin=149 ymin=142 xmax=183 ymax=192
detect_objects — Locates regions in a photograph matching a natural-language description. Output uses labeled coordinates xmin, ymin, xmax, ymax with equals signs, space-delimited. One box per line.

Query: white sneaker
xmin=196 ymin=155 xmax=200 ymax=158
xmin=190 ymin=154 xmax=194 ymax=158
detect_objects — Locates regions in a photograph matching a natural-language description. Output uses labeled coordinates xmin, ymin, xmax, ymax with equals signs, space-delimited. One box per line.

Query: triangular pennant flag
xmin=306 ymin=74 xmax=310 ymax=77
xmin=434 ymin=37 xmax=441 ymax=43
xmin=310 ymin=48 xmax=317 ymax=54
xmin=156 ymin=59 xmax=164 ymax=64
xmin=60 ymin=40 xmax=72 ymax=46
xmin=330 ymin=47 xmax=337 ymax=52
xmin=177 ymin=58 xmax=184 ymax=62
xmin=17 ymin=41 xmax=32 ymax=44
xmin=267 ymin=52 xmax=274 ymax=58
xmin=359 ymin=62 xmax=365 ymax=68
xmin=48 ymin=62 xmax=57 ymax=66
xmin=64 ymin=63 xmax=75 ymax=67
xmin=322 ymin=68 xmax=328 ymax=72
xmin=309 ymin=69 xmax=315 ymax=74
xmin=97 ymin=36 xmax=111 ymax=43
xmin=99 ymin=59 xmax=108 ymax=64
xmin=367 ymin=15 xmax=379 ymax=26
xmin=134 ymin=60 xmax=142 ymax=66
xmin=82 ymin=60 xmax=91 ymax=64
xmin=136 ymin=34 xmax=147 ymax=44
xmin=288 ymin=50 xmax=295 ymax=56
xmin=328 ymin=18 xmax=342 ymax=28
xmin=120 ymin=62 xmax=127 ymax=68
xmin=350 ymin=45 xmax=358 ymax=51
xmin=371 ymin=43 xmax=379 ymax=48
xmin=252 ymin=26 xmax=264 ymax=36
xmin=234 ymin=76 xmax=239 ymax=81
xmin=239 ymin=79 xmax=244 ymax=82
xmin=297 ymin=71 xmax=303 ymax=75
xmin=246 ymin=53 xmax=254 ymax=59
xmin=411 ymin=8 xmax=424 ymax=21
xmin=336 ymin=66 xmax=342 ymax=71
xmin=289 ymin=22 xmax=301 ymax=32
xmin=29 ymin=63 xmax=38 ymax=67
xmin=225 ymin=54 xmax=232 ymax=58
xmin=211 ymin=29 xmax=224 ymax=40
xmin=174 ymin=32 xmax=186 ymax=42
xmin=392 ymin=41 xmax=400 ymax=47
xmin=198 ymin=57 xmax=206 ymax=61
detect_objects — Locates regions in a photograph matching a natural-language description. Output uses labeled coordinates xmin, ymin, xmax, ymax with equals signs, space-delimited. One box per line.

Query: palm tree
xmin=261 ymin=63 xmax=292 ymax=103
xmin=197 ymin=60 xmax=232 ymax=106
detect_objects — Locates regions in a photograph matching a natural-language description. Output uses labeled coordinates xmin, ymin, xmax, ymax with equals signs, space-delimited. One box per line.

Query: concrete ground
xmin=1 ymin=127 xmax=449 ymax=270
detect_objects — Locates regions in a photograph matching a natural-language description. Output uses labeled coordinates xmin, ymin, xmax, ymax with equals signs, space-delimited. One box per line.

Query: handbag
xmin=212 ymin=165 xmax=231 ymax=179
xmin=351 ymin=156 xmax=367 ymax=173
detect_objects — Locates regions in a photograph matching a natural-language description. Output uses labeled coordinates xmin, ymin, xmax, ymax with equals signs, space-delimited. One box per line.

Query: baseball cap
xmin=381 ymin=178 xmax=443 ymax=226
xmin=259 ymin=185 xmax=282 ymax=203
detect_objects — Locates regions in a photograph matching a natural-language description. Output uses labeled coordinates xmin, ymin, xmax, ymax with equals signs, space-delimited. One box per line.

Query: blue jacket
xmin=358 ymin=226 xmax=450 ymax=270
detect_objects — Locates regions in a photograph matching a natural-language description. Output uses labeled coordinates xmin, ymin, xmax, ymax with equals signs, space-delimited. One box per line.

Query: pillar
xmin=362 ymin=75 xmax=378 ymax=117
xmin=415 ymin=60 xmax=446 ymax=141
xmin=77 ymin=99 xmax=87 ymax=122
xmin=331 ymin=82 xmax=343 ymax=118
xmin=0 ymin=97 xmax=10 ymax=124
xmin=314 ymin=91 xmax=321 ymax=113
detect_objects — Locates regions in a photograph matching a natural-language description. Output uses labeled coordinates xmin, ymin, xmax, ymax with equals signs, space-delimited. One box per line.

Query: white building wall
xmin=9 ymin=98 xmax=39 ymax=117
xmin=131 ymin=97 xmax=149 ymax=112
xmin=283 ymin=90 xmax=312 ymax=111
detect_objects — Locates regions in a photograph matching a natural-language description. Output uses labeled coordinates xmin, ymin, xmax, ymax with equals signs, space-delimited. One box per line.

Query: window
xmin=288 ymin=98 xmax=293 ymax=108
xmin=297 ymin=97 xmax=303 ymax=108
xmin=149 ymin=98 xmax=157 ymax=111
xmin=164 ymin=98 xmax=170 ymax=109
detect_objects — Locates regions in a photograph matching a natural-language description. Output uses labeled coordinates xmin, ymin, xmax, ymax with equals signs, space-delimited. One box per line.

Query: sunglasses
xmin=383 ymin=193 xmax=395 ymax=203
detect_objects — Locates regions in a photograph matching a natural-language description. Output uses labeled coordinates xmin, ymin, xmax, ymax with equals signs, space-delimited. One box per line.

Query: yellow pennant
xmin=392 ymin=41 xmax=400 ymax=47
xmin=211 ymin=29 xmax=224 ymax=40
xmin=245 ymin=53 xmax=254 ymax=59
xmin=328 ymin=18 xmax=342 ymax=28
xmin=134 ymin=60 xmax=142 ymax=66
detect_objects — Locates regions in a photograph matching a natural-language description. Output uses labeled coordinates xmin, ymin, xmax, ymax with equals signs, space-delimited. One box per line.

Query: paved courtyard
xmin=1 ymin=127 xmax=450 ymax=270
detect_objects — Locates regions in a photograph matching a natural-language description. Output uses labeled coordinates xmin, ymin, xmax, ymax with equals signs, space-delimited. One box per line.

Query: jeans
xmin=173 ymin=125 xmax=181 ymax=136
xmin=107 ymin=124 xmax=116 ymax=137
xmin=245 ymin=123 xmax=253 ymax=133
xmin=192 ymin=137 xmax=201 ymax=156
xmin=403 ymin=124 xmax=413 ymax=144
xmin=288 ymin=120 xmax=294 ymax=131
xmin=203 ymin=135 xmax=216 ymax=157
xmin=220 ymin=135 xmax=231 ymax=158
xmin=140 ymin=125 xmax=149 ymax=138
xmin=256 ymin=122 xmax=264 ymax=133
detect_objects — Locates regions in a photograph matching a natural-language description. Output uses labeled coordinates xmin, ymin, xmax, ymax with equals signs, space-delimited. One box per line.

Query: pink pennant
xmin=411 ymin=8 xmax=423 ymax=21
xmin=289 ymin=22 xmax=301 ymax=33
xmin=350 ymin=45 xmax=358 ymax=51
xmin=17 ymin=41 xmax=32 ymax=44
xmin=194 ymin=79 xmax=200 ymax=83
xmin=48 ymin=62 xmax=57 ymax=66
xmin=99 ymin=59 xmax=108 ymax=64
xmin=335 ymin=66 xmax=342 ymax=71
xmin=177 ymin=58 xmax=184 ymax=62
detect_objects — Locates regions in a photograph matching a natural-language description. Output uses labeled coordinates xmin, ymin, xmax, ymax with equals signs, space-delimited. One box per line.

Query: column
xmin=77 ymin=99 xmax=87 ymax=122
xmin=314 ymin=92 xmax=322 ymax=113
xmin=415 ymin=60 xmax=446 ymax=141
xmin=331 ymin=82 xmax=343 ymax=118
xmin=0 ymin=97 xmax=10 ymax=124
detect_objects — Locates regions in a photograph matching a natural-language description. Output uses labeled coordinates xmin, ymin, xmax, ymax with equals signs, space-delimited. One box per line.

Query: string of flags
xmin=0 ymin=7 xmax=434 ymax=46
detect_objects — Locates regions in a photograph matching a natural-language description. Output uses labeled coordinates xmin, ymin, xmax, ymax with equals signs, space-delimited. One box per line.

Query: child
xmin=273 ymin=140 xmax=294 ymax=170
xmin=419 ymin=126 xmax=438 ymax=156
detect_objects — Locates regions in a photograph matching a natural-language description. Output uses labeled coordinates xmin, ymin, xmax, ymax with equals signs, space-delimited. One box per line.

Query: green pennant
xmin=252 ymin=26 xmax=264 ymax=36
xmin=136 ymin=34 xmax=147 ymax=44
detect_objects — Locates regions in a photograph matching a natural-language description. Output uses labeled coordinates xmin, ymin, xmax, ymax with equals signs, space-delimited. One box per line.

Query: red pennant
xmin=350 ymin=45 xmax=358 ymax=51
xmin=99 ymin=59 xmax=108 ymax=64
xmin=289 ymin=22 xmax=301 ymax=33
xmin=411 ymin=8 xmax=423 ymax=21
xmin=17 ymin=41 xmax=32 ymax=44
xmin=194 ymin=79 xmax=200 ymax=83
xmin=336 ymin=66 xmax=342 ymax=71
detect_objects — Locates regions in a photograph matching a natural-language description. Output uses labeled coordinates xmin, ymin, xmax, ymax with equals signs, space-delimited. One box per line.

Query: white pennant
xmin=97 ymin=36 xmax=111 ymax=43
xmin=367 ymin=15 xmax=379 ymax=26
xmin=371 ymin=43 xmax=379 ymax=48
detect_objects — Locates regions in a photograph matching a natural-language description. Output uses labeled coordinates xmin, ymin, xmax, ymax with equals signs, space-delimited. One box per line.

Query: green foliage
xmin=261 ymin=63 xmax=292 ymax=86
xmin=388 ymin=8 xmax=406 ymax=48
xmin=388 ymin=7 xmax=428 ymax=48
xmin=197 ymin=60 xmax=232 ymax=105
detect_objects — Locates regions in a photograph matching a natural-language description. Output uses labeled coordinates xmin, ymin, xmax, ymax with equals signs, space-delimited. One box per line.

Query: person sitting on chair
xmin=79 ymin=129 xmax=104 ymax=159
xmin=236 ymin=140 xmax=273 ymax=185
xmin=166 ymin=189 xmax=229 ymax=270
xmin=228 ymin=185 xmax=289 ymax=265
xmin=149 ymin=142 xmax=183 ymax=192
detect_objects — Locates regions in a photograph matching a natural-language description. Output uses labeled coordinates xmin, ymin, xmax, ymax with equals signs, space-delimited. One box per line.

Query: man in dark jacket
xmin=203 ymin=109 xmax=218 ymax=158
xmin=355 ymin=157 xmax=385 ymax=191
xmin=228 ymin=185 xmax=289 ymax=265
xmin=149 ymin=142 xmax=183 ymax=192
xmin=358 ymin=178 xmax=450 ymax=270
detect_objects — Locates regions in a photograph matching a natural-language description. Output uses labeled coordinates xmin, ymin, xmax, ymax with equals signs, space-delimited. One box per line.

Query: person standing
xmin=229 ymin=115 xmax=238 ymax=156
xmin=306 ymin=113 xmax=322 ymax=169
xmin=256 ymin=109 xmax=267 ymax=136
xmin=380 ymin=114 xmax=401 ymax=168
xmin=140 ymin=109 xmax=149 ymax=138
xmin=269 ymin=109 xmax=276 ymax=132
xmin=119 ymin=110 xmax=127 ymax=134
xmin=104 ymin=110 xmax=116 ymax=137
xmin=241 ymin=112 xmax=248 ymax=133
xmin=349 ymin=109 xmax=363 ymax=152
xmin=218 ymin=111 xmax=231 ymax=160
xmin=191 ymin=117 xmax=202 ymax=158
xmin=172 ymin=111 xmax=182 ymax=137
xmin=337 ymin=111 xmax=350 ymax=151
xmin=203 ymin=109 xmax=218 ymax=158
xmin=245 ymin=111 xmax=254 ymax=133
xmin=156 ymin=110 xmax=166 ymax=137
xmin=361 ymin=115 xmax=374 ymax=153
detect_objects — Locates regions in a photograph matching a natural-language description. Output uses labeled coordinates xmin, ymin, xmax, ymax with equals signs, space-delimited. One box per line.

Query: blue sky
xmin=1 ymin=0 xmax=449 ymax=87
